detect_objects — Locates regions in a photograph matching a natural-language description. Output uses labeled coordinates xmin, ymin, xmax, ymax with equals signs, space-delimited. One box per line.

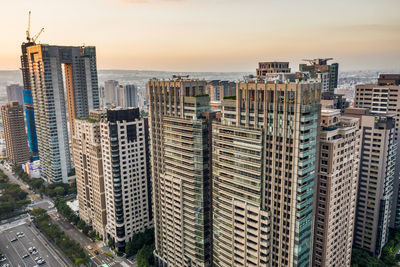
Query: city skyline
xmin=0 ymin=0 xmax=400 ymax=72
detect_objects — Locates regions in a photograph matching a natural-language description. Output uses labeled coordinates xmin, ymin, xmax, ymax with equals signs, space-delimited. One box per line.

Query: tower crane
xmin=25 ymin=11 xmax=45 ymax=44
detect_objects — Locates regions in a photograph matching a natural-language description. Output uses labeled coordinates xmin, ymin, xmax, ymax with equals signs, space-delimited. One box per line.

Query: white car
xmin=32 ymin=250 xmax=38 ymax=255
xmin=17 ymin=233 xmax=25 ymax=238
xmin=87 ymin=245 xmax=93 ymax=250
xmin=0 ymin=257 xmax=6 ymax=262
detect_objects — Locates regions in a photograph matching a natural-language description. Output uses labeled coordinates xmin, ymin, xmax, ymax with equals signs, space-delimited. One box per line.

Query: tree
xmin=108 ymin=237 xmax=115 ymax=249
xmin=137 ymin=244 xmax=155 ymax=267
xmin=54 ymin=186 xmax=65 ymax=196
xmin=125 ymin=240 xmax=134 ymax=256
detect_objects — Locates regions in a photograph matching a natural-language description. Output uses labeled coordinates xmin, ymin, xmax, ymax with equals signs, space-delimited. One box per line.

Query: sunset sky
xmin=0 ymin=0 xmax=399 ymax=72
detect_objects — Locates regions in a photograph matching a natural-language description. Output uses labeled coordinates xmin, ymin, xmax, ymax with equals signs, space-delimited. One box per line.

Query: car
xmin=34 ymin=257 xmax=42 ymax=262
xmin=10 ymin=237 xmax=18 ymax=242
xmin=87 ymin=245 xmax=92 ymax=250
xmin=28 ymin=247 xmax=37 ymax=253
xmin=32 ymin=250 xmax=38 ymax=255
xmin=17 ymin=233 xmax=25 ymax=238
xmin=1 ymin=264 xmax=10 ymax=267
xmin=37 ymin=259 xmax=46 ymax=265
xmin=94 ymin=250 xmax=99 ymax=255
xmin=22 ymin=254 xmax=30 ymax=259
xmin=0 ymin=257 xmax=6 ymax=262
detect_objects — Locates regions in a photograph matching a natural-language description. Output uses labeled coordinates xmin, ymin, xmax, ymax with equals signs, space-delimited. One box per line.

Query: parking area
xmin=0 ymin=219 xmax=73 ymax=267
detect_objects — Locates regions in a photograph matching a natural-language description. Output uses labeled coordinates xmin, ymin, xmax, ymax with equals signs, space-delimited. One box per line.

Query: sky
xmin=0 ymin=0 xmax=399 ymax=72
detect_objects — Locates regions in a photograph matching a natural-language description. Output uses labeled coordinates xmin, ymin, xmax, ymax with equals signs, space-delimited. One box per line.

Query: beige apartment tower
xmin=354 ymin=74 xmax=400 ymax=228
xmin=101 ymin=108 xmax=152 ymax=250
xmin=313 ymin=109 xmax=361 ymax=267
xmin=346 ymin=108 xmax=396 ymax=256
xmin=213 ymin=78 xmax=321 ymax=267
xmin=1 ymin=101 xmax=30 ymax=165
xmin=72 ymin=110 xmax=107 ymax=239
xmin=148 ymin=77 xmax=213 ymax=266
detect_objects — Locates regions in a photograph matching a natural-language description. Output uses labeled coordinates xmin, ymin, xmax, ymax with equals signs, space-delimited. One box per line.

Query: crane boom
xmin=33 ymin=28 xmax=44 ymax=43
xmin=26 ymin=11 xmax=31 ymax=42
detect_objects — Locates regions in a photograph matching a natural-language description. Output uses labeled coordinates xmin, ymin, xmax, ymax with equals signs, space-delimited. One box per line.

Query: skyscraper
xmin=1 ymin=102 xmax=30 ymax=165
xmin=115 ymin=84 xmax=138 ymax=108
xmin=26 ymin=44 xmax=99 ymax=183
xmin=100 ymin=108 xmax=152 ymax=250
xmin=345 ymin=108 xmax=396 ymax=256
xmin=104 ymin=80 xmax=119 ymax=106
xmin=148 ymin=77 xmax=213 ymax=266
xmin=313 ymin=109 xmax=361 ymax=267
xmin=21 ymin=40 xmax=40 ymax=158
xmin=299 ymin=58 xmax=339 ymax=92
xmin=73 ymin=110 xmax=107 ymax=239
xmin=354 ymin=75 xmax=400 ymax=228
xmin=213 ymin=77 xmax=321 ymax=266
xmin=6 ymin=84 xmax=24 ymax=106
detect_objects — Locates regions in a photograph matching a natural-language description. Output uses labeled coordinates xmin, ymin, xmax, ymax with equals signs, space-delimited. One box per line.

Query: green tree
xmin=137 ymin=244 xmax=155 ymax=267
xmin=108 ymin=237 xmax=115 ymax=248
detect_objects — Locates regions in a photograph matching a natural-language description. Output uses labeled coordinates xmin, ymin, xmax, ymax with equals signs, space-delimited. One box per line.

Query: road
xmin=0 ymin=163 xmax=134 ymax=267
xmin=0 ymin=216 xmax=73 ymax=267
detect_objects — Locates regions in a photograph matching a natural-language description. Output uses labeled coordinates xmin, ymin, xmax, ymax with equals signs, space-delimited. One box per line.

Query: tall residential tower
xmin=1 ymin=102 xmax=30 ymax=165
xmin=148 ymin=77 xmax=213 ymax=266
xmin=313 ymin=109 xmax=361 ymax=266
xmin=213 ymin=76 xmax=321 ymax=266
xmin=100 ymin=108 xmax=153 ymax=250
xmin=26 ymin=44 xmax=99 ymax=183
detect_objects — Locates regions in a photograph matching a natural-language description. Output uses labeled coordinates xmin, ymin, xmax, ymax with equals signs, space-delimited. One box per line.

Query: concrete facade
xmin=1 ymin=102 xmax=30 ymax=165
xmin=313 ymin=109 xmax=361 ymax=266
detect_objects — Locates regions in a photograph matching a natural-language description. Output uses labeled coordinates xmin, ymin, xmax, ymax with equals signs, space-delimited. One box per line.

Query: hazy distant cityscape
xmin=0 ymin=68 xmax=398 ymax=107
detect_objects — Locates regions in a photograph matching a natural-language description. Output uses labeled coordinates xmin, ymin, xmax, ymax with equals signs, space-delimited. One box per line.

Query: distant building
xmin=73 ymin=110 xmax=107 ymax=239
xmin=104 ymin=80 xmax=119 ymax=106
xmin=22 ymin=160 xmax=41 ymax=179
xmin=6 ymin=84 xmax=24 ymax=106
xmin=101 ymin=108 xmax=152 ymax=250
xmin=299 ymin=58 xmax=339 ymax=92
xmin=256 ymin=61 xmax=291 ymax=76
xmin=354 ymin=75 xmax=400 ymax=228
xmin=206 ymin=80 xmax=236 ymax=102
xmin=1 ymin=102 xmax=30 ymax=165
xmin=115 ymin=84 xmax=138 ymax=108
xmin=313 ymin=109 xmax=361 ymax=266
xmin=26 ymin=44 xmax=99 ymax=183
xmin=345 ymin=108 xmax=396 ymax=256
xmin=321 ymin=92 xmax=349 ymax=113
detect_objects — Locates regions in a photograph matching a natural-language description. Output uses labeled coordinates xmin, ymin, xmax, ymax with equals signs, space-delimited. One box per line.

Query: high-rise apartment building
xmin=1 ymin=102 xmax=30 ymax=165
xmin=312 ymin=109 xmax=361 ymax=267
xmin=299 ymin=58 xmax=339 ymax=92
xmin=148 ymin=77 xmax=213 ymax=266
xmin=26 ymin=44 xmax=99 ymax=183
xmin=100 ymin=108 xmax=152 ymax=250
xmin=73 ymin=110 xmax=107 ymax=239
xmin=6 ymin=84 xmax=24 ymax=106
xmin=345 ymin=108 xmax=396 ymax=256
xmin=115 ymin=84 xmax=138 ymax=108
xmin=213 ymin=78 xmax=321 ymax=266
xmin=354 ymin=75 xmax=400 ymax=228
xmin=104 ymin=80 xmax=119 ymax=106
xmin=20 ymin=41 xmax=39 ymax=157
